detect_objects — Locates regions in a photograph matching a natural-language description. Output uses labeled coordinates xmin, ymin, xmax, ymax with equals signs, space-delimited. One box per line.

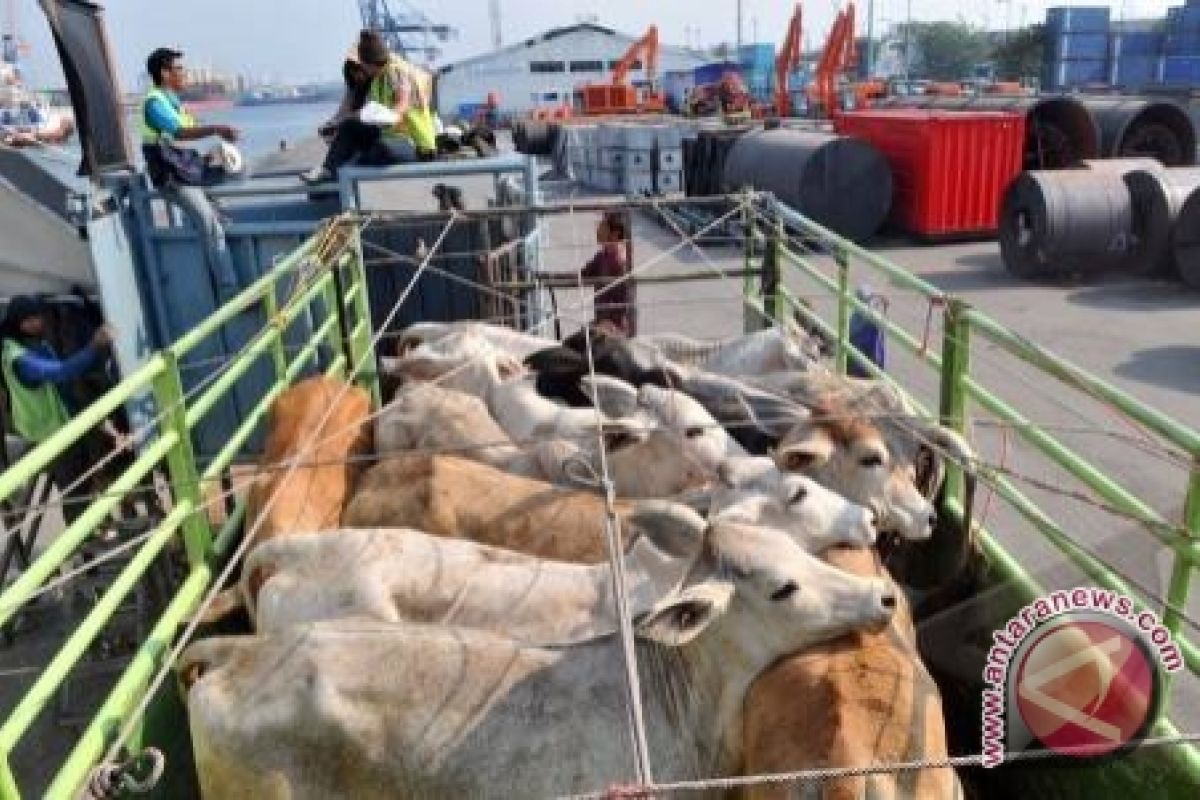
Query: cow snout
xmin=180 ymin=660 xmax=209 ymax=691
xmin=853 ymin=507 xmax=878 ymax=546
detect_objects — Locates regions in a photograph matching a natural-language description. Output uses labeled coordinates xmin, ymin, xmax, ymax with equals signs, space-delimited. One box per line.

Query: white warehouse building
xmin=434 ymin=23 xmax=705 ymax=118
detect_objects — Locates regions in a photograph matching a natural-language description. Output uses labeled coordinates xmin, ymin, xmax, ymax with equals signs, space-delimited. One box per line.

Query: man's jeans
xmin=160 ymin=182 xmax=238 ymax=294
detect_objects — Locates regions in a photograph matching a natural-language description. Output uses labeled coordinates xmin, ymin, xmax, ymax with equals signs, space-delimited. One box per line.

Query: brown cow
xmin=202 ymin=376 xmax=373 ymax=623
xmin=741 ymin=547 xmax=962 ymax=800
xmin=343 ymin=453 xmax=703 ymax=564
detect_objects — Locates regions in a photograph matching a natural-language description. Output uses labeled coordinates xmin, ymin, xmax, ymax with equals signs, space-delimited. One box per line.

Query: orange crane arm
xmin=774 ymin=4 xmax=803 ymax=115
xmin=813 ymin=10 xmax=847 ymax=109
xmin=612 ymin=25 xmax=659 ymax=86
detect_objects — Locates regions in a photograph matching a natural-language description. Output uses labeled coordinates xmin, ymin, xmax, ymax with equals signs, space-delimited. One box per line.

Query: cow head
xmin=635 ymin=521 xmax=895 ymax=650
xmin=772 ymin=403 xmax=936 ymax=541
xmin=710 ymin=457 xmax=878 ymax=552
xmin=387 ymin=332 xmax=525 ymax=397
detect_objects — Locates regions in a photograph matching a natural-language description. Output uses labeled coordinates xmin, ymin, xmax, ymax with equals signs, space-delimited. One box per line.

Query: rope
xmin=568 ymin=201 xmax=654 ymax=784
xmin=560 ymin=732 xmax=1200 ymax=798
xmin=100 ymin=213 xmax=459 ymax=768
xmin=82 ymin=747 xmax=164 ymax=799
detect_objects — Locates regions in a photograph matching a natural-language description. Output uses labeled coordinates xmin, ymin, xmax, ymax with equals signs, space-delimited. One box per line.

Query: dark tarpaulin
xmin=37 ymin=0 xmax=132 ymax=175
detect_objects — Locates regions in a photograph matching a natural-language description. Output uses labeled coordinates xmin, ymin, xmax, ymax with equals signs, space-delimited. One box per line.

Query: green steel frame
xmin=756 ymin=197 xmax=1200 ymax=780
xmin=0 ymin=221 xmax=377 ymax=799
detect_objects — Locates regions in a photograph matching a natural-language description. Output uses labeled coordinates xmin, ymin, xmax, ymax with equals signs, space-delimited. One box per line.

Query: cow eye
xmin=788 ymin=485 xmax=807 ymax=505
xmin=859 ymin=453 xmax=885 ymax=468
xmin=770 ymin=581 xmax=799 ymax=602
xmin=685 ymin=426 xmax=705 ymax=439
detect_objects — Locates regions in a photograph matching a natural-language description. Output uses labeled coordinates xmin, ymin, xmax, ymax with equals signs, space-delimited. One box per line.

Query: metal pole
xmin=939 ymin=297 xmax=971 ymax=504
xmin=742 ymin=198 xmax=758 ymax=333
xmin=834 ymin=246 xmax=851 ymax=374
xmin=866 ymin=0 xmax=875 ymax=77
xmin=1163 ymin=461 xmax=1200 ymax=642
xmin=737 ymin=0 xmax=743 ymax=51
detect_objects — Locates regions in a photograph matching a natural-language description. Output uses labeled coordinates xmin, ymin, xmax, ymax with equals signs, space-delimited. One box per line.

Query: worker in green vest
xmin=141 ymin=47 xmax=243 ymax=296
xmin=1 ymin=296 xmax=115 ymax=524
xmin=301 ymin=30 xmax=437 ymax=184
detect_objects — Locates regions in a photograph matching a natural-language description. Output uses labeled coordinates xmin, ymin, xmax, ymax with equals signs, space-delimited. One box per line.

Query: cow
xmin=742 ymin=546 xmax=963 ymax=800
xmin=636 ymin=324 xmax=821 ymax=376
xmin=342 ymin=453 xmax=707 ymax=563
xmin=200 ymin=376 xmax=373 ymax=623
xmin=180 ymin=521 xmax=897 ymax=799
xmin=396 ymin=320 xmax=556 ymax=360
xmin=374 ymin=382 xmax=543 ymax=478
xmin=238 ymin=517 xmax=702 ymax=637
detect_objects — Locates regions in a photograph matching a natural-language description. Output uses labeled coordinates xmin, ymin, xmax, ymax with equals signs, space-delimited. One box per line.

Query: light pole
xmin=866 ymin=0 xmax=875 ymax=77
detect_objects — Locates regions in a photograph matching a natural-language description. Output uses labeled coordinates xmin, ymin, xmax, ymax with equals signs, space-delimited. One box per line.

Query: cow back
xmin=246 ymin=376 xmax=373 ymax=550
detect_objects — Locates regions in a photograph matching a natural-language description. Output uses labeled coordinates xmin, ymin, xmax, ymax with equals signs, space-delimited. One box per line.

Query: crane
xmin=579 ymin=25 xmax=664 ymax=116
xmin=773 ymin=4 xmax=803 ymax=117
xmin=357 ymin=0 xmax=456 ymax=64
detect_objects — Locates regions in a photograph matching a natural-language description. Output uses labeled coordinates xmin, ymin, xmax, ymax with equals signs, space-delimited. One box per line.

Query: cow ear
xmin=635 ymin=580 xmax=734 ymax=647
xmin=580 ymin=375 xmax=640 ymax=418
xmin=627 ymin=500 xmax=707 ymax=558
xmin=772 ymin=428 xmax=834 ymax=472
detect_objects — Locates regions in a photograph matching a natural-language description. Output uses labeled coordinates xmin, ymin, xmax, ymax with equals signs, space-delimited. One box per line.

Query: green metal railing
xmin=0 ymin=221 xmax=377 ymax=799
xmin=755 ymin=198 xmax=1200 ymax=778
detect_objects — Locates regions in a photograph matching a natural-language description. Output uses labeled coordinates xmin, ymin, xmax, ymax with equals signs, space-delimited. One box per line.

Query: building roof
xmin=437 ymin=22 xmax=698 ymax=75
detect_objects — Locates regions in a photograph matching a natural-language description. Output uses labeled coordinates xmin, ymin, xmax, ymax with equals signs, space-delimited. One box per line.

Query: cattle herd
xmin=179 ymin=320 xmax=977 ymax=799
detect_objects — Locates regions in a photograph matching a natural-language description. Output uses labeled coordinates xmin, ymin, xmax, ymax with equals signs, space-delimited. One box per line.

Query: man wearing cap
xmin=301 ymin=30 xmax=437 ymax=184
xmin=1 ymin=297 xmax=115 ymax=523
xmin=141 ymin=47 xmax=242 ymax=295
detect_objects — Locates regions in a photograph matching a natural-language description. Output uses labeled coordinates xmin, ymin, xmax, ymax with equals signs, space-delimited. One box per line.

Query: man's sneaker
xmin=300 ymin=166 xmax=332 ymax=185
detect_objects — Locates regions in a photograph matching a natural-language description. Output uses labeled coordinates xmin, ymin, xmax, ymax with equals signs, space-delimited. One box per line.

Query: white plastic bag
xmin=359 ymin=101 xmax=400 ymax=127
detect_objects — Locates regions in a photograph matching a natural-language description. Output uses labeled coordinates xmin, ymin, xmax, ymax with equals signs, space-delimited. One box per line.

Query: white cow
xmin=637 ymin=325 xmax=821 ymax=376
xmin=397 ymin=321 xmax=556 ymax=360
xmin=181 ymin=522 xmax=895 ymax=799
xmin=375 ymin=383 xmax=543 ymax=478
xmin=242 ymin=522 xmax=699 ymax=638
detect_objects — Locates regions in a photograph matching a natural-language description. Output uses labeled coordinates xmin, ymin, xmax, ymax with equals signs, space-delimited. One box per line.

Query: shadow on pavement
xmin=1067 ymin=281 xmax=1200 ymax=311
xmin=1114 ymin=345 xmax=1200 ymax=393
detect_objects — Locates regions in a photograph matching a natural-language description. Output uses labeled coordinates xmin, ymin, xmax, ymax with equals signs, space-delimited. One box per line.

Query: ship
xmin=1 ymin=35 xmax=75 ymax=145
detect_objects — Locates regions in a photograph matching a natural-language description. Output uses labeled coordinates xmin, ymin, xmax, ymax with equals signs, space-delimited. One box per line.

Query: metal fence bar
xmin=1165 ymin=465 xmax=1200 ymax=642
xmin=0 ymin=499 xmax=193 ymax=754
xmin=939 ymin=299 xmax=971 ymax=508
xmin=152 ymin=354 xmax=212 ymax=566
xmin=0 ymin=434 xmax=177 ymax=632
xmin=965 ymin=309 xmax=1200 ymax=457
xmin=834 ymin=246 xmax=851 ymax=375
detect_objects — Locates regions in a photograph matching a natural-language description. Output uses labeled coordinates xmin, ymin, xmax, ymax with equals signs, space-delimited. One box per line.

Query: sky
xmin=7 ymin=0 xmax=1182 ymax=89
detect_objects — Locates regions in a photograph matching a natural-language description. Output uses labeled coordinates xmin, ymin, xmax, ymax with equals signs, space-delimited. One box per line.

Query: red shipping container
xmin=833 ymin=109 xmax=1026 ymax=238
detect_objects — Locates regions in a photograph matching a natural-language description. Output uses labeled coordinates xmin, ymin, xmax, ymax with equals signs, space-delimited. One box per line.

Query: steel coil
xmin=1120 ymin=167 xmax=1200 ymax=276
xmin=1076 ymin=98 xmax=1197 ymax=167
xmin=1169 ymin=182 xmax=1200 ymax=288
xmin=512 ymin=120 xmax=557 ymax=156
xmin=999 ymin=170 xmax=1142 ymax=278
xmin=722 ymin=128 xmax=892 ymax=241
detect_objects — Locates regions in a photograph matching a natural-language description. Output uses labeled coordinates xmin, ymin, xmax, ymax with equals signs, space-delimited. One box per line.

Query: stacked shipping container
xmin=1163 ymin=1 xmax=1200 ymax=86
xmin=1044 ymin=6 xmax=1111 ymax=89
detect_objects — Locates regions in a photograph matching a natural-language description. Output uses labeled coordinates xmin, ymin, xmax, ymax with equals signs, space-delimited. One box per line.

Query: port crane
xmin=357 ymin=0 xmax=457 ymax=64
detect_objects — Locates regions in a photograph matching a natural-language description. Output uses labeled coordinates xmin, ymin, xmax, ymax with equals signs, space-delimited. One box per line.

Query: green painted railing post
xmin=1164 ymin=460 xmax=1200 ymax=640
xmin=259 ymin=288 xmax=289 ymax=382
xmin=150 ymin=353 xmax=211 ymax=565
xmin=347 ymin=228 xmax=381 ymax=407
xmin=939 ymin=297 xmax=971 ymax=506
xmin=834 ymin=245 xmax=851 ymax=374
xmin=1 ymin=755 xmax=18 ymax=800
xmin=320 ymin=279 xmax=346 ymax=378
xmin=742 ymin=198 xmax=757 ymax=334
xmin=759 ymin=217 xmax=781 ymax=330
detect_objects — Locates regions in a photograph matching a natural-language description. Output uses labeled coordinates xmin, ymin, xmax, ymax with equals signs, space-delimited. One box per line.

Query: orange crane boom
xmin=773 ymin=4 xmax=803 ymax=117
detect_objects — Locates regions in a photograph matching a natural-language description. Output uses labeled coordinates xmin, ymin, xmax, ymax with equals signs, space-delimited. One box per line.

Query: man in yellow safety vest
xmin=301 ymin=30 xmax=437 ymax=185
xmin=1 ymin=296 xmax=115 ymax=524
xmin=141 ymin=47 xmax=242 ymax=295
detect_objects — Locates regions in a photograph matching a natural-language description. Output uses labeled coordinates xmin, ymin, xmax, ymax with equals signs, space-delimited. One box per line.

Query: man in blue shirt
xmin=141 ymin=47 xmax=242 ymax=296
xmin=2 ymin=296 xmax=115 ymax=524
